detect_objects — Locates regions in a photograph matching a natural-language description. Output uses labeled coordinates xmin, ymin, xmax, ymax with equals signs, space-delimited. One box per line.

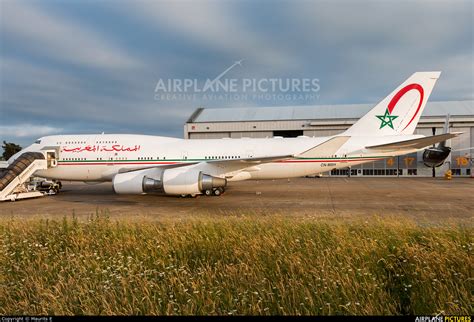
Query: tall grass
xmin=0 ymin=213 xmax=472 ymax=315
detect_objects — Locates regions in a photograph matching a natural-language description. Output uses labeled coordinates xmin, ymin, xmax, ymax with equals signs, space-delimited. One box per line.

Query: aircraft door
xmin=46 ymin=150 xmax=58 ymax=168
xmin=41 ymin=146 xmax=60 ymax=168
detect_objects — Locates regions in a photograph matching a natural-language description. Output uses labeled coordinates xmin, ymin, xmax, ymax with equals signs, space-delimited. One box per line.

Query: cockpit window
xmin=34 ymin=139 xmax=41 ymax=144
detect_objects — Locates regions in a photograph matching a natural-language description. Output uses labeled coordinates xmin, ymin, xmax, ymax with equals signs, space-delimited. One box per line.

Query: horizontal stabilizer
xmin=297 ymin=136 xmax=350 ymax=158
xmin=453 ymin=147 xmax=474 ymax=152
xmin=365 ymin=132 xmax=462 ymax=151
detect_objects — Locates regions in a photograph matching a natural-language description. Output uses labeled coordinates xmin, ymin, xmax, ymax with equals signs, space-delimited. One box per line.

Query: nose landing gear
xmin=53 ymin=180 xmax=62 ymax=190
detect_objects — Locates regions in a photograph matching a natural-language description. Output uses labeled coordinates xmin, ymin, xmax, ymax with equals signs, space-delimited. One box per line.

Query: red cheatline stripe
xmin=58 ymin=162 xmax=180 ymax=166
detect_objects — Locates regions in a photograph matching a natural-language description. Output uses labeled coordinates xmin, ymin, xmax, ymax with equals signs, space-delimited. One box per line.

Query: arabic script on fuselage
xmin=62 ymin=145 xmax=141 ymax=153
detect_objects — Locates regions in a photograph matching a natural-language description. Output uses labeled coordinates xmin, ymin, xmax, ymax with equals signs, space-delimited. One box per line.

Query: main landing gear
xmin=205 ymin=187 xmax=225 ymax=197
xmin=179 ymin=187 xmax=225 ymax=198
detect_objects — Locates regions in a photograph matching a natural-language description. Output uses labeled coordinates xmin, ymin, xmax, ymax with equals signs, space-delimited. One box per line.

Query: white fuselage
xmin=15 ymin=133 xmax=422 ymax=182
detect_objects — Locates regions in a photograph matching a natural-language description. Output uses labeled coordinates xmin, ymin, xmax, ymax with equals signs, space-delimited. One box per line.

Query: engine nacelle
xmin=422 ymin=146 xmax=451 ymax=168
xmin=112 ymin=167 xmax=226 ymax=195
xmin=112 ymin=168 xmax=162 ymax=194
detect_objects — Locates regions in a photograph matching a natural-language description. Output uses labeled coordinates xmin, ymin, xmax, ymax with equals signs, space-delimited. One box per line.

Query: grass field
xmin=0 ymin=213 xmax=472 ymax=315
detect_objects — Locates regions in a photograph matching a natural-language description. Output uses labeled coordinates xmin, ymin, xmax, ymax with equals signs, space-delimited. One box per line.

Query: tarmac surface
xmin=1 ymin=177 xmax=473 ymax=222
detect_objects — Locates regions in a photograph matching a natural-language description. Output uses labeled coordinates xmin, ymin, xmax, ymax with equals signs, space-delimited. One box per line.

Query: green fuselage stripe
xmin=57 ymin=156 xmax=388 ymax=163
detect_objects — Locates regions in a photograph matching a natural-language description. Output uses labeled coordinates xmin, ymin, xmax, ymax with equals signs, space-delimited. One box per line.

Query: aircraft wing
xmin=208 ymin=136 xmax=351 ymax=163
xmin=118 ymin=136 xmax=352 ymax=175
xmin=200 ymin=137 xmax=350 ymax=178
xmin=117 ymin=162 xmax=200 ymax=174
xmin=117 ymin=154 xmax=293 ymax=174
xmin=365 ymin=132 xmax=462 ymax=151
xmin=206 ymin=154 xmax=292 ymax=165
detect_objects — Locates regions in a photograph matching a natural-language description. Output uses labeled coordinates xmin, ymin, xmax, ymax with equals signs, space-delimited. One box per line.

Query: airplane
xmin=5 ymin=72 xmax=462 ymax=197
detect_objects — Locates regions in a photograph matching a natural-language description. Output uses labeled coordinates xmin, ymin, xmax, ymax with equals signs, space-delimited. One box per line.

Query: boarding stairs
xmin=0 ymin=150 xmax=57 ymax=201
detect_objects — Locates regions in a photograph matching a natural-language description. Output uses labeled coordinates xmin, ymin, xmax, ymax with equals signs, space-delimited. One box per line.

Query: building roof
xmin=188 ymin=100 xmax=474 ymax=123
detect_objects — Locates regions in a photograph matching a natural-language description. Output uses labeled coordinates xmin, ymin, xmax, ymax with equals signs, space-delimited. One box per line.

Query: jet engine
xmin=112 ymin=167 xmax=227 ymax=196
xmin=422 ymin=117 xmax=452 ymax=174
xmin=422 ymin=146 xmax=451 ymax=168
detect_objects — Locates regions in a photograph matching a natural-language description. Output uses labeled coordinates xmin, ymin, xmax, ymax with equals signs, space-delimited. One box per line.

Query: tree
xmin=2 ymin=141 xmax=22 ymax=160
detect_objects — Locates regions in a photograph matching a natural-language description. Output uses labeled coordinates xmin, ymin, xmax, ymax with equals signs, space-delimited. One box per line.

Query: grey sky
xmin=1 ymin=0 xmax=472 ymax=146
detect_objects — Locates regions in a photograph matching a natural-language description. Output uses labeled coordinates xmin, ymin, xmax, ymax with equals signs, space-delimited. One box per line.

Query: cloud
xmin=0 ymin=0 xmax=472 ymax=147
xmin=290 ymin=1 xmax=472 ymax=49
xmin=119 ymin=1 xmax=296 ymax=71
xmin=1 ymin=1 xmax=140 ymax=69
xmin=0 ymin=56 xmax=192 ymax=141
xmin=0 ymin=124 xmax=63 ymax=139
xmin=284 ymin=0 xmax=474 ymax=103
